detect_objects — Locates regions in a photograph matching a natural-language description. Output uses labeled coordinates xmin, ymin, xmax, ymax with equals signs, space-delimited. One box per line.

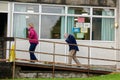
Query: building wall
xmin=0 ymin=0 xmax=118 ymax=67
xmin=1 ymin=0 xmax=117 ymax=7
xmin=0 ymin=1 xmax=119 ymax=79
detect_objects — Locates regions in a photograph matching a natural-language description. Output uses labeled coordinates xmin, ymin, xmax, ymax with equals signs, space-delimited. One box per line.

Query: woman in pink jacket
xmin=28 ymin=23 xmax=38 ymax=62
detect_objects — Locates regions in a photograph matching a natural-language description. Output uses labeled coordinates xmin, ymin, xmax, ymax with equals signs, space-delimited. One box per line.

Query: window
xmin=68 ymin=7 xmax=90 ymax=15
xmin=41 ymin=15 xmax=65 ymax=39
xmin=14 ymin=4 xmax=39 ymax=13
xmin=67 ymin=7 xmax=115 ymax=41
xmin=42 ymin=5 xmax=65 ymax=14
xmin=93 ymin=8 xmax=114 ymax=16
xmin=67 ymin=16 xmax=90 ymax=40
xmin=13 ymin=3 xmax=116 ymax=41
xmin=13 ymin=14 xmax=39 ymax=38
xmin=92 ymin=18 xmax=114 ymax=41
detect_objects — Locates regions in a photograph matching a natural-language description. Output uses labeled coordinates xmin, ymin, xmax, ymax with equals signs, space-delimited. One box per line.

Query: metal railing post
xmin=52 ymin=42 xmax=55 ymax=78
xmin=88 ymin=46 xmax=90 ymax=77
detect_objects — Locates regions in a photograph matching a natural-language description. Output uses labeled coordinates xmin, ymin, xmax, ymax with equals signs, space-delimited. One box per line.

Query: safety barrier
xmin=0 ymin=37 xmax=120 ymax=79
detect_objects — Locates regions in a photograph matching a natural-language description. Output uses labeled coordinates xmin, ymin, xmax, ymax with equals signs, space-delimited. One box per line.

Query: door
xmin=0 ymin=13 xmax=7 ymax=59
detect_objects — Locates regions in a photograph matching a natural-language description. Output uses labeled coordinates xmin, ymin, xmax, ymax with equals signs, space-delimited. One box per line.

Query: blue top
xmin=65 ymin=34 xmax=79 ymax=51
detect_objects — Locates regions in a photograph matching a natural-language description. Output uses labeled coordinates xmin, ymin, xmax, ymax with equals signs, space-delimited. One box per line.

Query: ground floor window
xmin=13 ymin=14 xmax=39 ymax=38
xmin=92 ymin=18 xmax=114 ymax=41
xmin=67 ymin=16 xmax=90 ymax=40
xmin=13 ymin=3 xmax=115 ymax=41
xmin=41 ymin=15 xmax=65 ymax=39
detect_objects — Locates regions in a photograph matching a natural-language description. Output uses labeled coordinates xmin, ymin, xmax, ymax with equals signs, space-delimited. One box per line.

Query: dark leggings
xmin=29 ymin=43 xmax=38 ymax=60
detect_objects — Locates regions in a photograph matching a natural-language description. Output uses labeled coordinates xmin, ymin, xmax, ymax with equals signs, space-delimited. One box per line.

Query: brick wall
xmin=1 ymin=0 xmax=116 ymax=7
xmin=15 ymin=66 xmax=99 ymax=78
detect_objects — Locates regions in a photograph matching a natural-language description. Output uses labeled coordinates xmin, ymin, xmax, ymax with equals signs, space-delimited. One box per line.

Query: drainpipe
xmin=116 ymin=0 xmax=120 ymax=72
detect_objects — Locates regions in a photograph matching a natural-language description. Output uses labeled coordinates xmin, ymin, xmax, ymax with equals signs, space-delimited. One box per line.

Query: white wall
xmin=0 ymin=2 xmax=8 ymax=11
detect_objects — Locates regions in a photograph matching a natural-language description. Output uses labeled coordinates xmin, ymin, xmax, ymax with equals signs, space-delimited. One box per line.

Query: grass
xmin=3 ymin=73 xmax=120 ymax=80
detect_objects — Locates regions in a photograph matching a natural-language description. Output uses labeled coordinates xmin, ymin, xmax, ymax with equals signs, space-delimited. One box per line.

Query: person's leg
xmin=68 ymin=50 xmax=75 ymax=65
xmin=29 ymin=43 xmax=38 ymax=60
xmin=72 ymin=50 xmax=81 ymax=66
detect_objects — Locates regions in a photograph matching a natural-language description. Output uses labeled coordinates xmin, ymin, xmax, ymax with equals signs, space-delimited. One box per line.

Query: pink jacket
xmin=28 ymin=27 xmax=38 ymax=44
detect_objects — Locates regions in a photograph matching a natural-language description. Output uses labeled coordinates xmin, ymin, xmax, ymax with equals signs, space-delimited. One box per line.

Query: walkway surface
xmin=15 ymin=61 xmax=115 ymax=74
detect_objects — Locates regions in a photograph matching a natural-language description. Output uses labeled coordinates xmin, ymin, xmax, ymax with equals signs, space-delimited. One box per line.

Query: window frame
xmin=12 ymin=2 xmax=116 ymax=41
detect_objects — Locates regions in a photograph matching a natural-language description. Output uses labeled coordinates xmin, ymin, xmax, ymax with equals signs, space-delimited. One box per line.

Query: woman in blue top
xmin=64 ymin=33 xmax=81 ymax=66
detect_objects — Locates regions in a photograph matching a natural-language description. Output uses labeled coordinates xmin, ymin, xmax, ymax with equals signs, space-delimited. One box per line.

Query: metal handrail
xmin=0 ymin=37 xmax=119 ymax=79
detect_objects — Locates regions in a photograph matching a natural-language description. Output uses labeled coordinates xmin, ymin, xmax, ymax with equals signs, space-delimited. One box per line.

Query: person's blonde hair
xmin=28 ymin=23 xmax=34 ymax=27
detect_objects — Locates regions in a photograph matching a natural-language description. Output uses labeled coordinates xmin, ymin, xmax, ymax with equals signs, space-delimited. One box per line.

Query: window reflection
xmin=13 ymin=14 xmax=39 ymax=38
xmin=14 ymin=4 xmax=39 ymax=12
xmin=42 ymin=5 xmax=65 ymax=14
xmin=92 ymin=18 xmax=114 ymax=41
xmin=41 ymin=15 xmax=65 ymax=39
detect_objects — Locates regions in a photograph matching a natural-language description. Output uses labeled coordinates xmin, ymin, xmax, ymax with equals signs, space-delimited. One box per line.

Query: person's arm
xmin=65 ymin=35 xmax=72 ymax=43
xmin=66 ymin=35 xmax=76 ymax=44
xmin=65 ymin=38 xmax=70 ymax=43
xmin=28 ymin=30 xmax=34 ymax=39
